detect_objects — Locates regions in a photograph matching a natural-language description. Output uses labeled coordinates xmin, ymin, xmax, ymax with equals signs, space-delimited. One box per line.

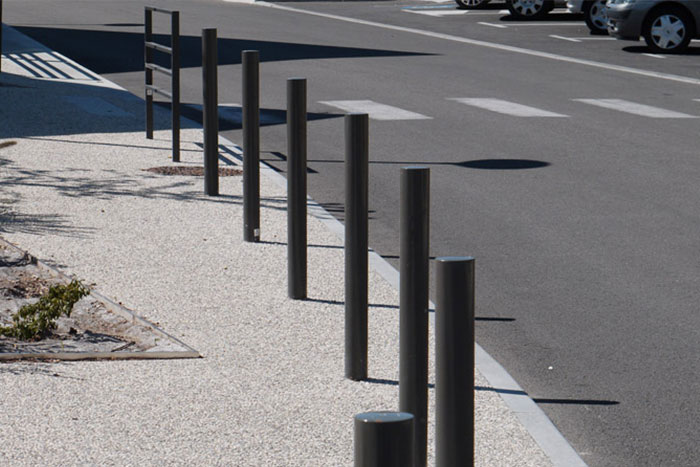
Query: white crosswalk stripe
xmin=448 ymin=98 xmax=568 ymax=117
xmin=404 ymin=9 xmax=468 ymax=17
xmin=573 ymin=99 xmax=697 ymax=118
xmin=318 ymin=100 xmax=432 ymax=120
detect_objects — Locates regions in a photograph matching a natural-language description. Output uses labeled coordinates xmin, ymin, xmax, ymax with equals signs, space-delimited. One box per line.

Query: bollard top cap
xmin=435 ymin=256 xmax=475 ymax=263
xmin=354 ymin=411 xmax=414 ymax=424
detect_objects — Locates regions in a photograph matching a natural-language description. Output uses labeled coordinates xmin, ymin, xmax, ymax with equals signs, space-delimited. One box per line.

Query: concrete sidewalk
xmin=0 ymin=24 xmax=579 ymax=466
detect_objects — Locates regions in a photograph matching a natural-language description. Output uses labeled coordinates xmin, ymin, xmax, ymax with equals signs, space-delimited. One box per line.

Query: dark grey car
xmin=607 ymin=0 xmax=700 ymax=53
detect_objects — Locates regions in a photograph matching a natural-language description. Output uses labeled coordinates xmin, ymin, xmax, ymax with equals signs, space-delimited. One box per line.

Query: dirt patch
xmin=0 ymin=238 xmax=199 ymax=360
xmin=144 ymin=166 xmax=243 ymax=176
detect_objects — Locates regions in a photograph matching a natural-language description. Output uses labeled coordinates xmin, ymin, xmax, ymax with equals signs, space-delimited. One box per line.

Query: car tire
xmin=455 ymin=0 xmax=491 ymax=9
xmin=642 ymin=7 xmax=694 ymax=54
xmin=583 ymin=0 xmax=608 ymax=35
xmin=507 ymin=0 xmax=553 ymax=20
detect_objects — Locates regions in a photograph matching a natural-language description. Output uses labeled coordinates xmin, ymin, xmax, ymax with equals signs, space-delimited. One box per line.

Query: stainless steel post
xmin=435 ymin=256 xmax=475 ymax=467
xmin=242 ymin=50 xmax=260 ymax=242
xmin=287 ymin=78 xmax=307 ymax=299
xmin=354 ymin=412 xmax=414 ymax=467
xmin=345 ymin=113 xmax=369 ymax=381
xmin=202 ymin=28 xmax=219 ymax=196
xmin=399 ymin=166 xmax=430 ymax=467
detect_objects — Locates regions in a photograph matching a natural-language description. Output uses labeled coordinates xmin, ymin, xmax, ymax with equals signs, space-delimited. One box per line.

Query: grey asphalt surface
xmin=0 ymin=24 xmax=564 ymax=466
xmin=4 ymin=0 xmax=700 ymax=465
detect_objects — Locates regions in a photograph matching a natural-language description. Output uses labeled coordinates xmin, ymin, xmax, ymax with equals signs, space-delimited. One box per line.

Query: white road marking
xmin=479 ymin=22 xmax=508 ymax=28
xmin=448 ymin=98 xmax=568 ymax=117
xmin=405 ymin=9 xmax=468 ymax=16
xmin=258 ymin=1 xmax=700 ymax=87
xmin=574 ymin=99 xmax=697 ymax=118
xmin=549 ymin=35 xmax=581 ymax=42
xmin=499 ymin=22 xmax=584 ymax=26
xmin=642 ymin=53 xmax=666 ymax=59
xmin=318 ymin=100 xmax=432 ymax=120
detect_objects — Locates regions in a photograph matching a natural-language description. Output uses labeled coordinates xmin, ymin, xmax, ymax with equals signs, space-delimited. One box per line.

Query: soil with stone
xmin=0 ymin=238 xmax=185 ymax=359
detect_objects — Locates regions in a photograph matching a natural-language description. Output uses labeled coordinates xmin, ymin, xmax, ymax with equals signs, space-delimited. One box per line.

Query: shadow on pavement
xmin=14 ymin=26 xmax=436 ymax=75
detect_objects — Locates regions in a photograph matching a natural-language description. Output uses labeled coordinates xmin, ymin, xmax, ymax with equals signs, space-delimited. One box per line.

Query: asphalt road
xmin=4 ymin=1 xmax=700 ymax=465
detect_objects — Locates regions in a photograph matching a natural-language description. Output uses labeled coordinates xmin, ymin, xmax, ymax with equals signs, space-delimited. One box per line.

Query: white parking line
xmin=318 ymin=100 xmax=432 ymax=120
xmin=448 ymin=98 xmax=568 ymax=117
xmin=642 ymin=53 xmax=666 ymax=59
xmin=574 ymin=99 xmax=697 ymax=118
xmin=479 ymin=22 xmax=508 ymax=28
xmin=549 ymin=35 xmax=581 ymax=42
xmin=405 ymin=9 xmax=468 ymax=16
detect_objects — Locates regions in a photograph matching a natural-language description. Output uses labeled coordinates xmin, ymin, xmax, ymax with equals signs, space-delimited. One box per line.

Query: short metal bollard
xmin=287 ymin=78 xmax=307 ymax=299
xmin=399 ymin=166 xmax=430 ymax=467
xmin=201 ymin=28 xmax=219 ymax=196
xmin=345 ymin=113 xmax=369 ymax=381
xmin=435 ymin=257 xmax=475 ymax=467
xmin=354 ymin=411 xmax=415 ymax=467
xmin=242 ymin=50 xmax=260 ymax=242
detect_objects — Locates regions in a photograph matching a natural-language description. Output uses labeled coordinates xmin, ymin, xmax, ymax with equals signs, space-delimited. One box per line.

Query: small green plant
xmin=0 ymin=280 xmax=89 ymax=340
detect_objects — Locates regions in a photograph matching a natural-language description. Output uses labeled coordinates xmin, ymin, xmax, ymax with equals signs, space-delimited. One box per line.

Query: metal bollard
xmin=144 ymin=7 xmax=153 ymax=139
xmin=1 ymin=0 xmax=4 ymax=74
xmin=170 ymin=11 xmax=180 ymax=162
xmin=345 ymin=113 xmax=369 ymax=381
xmin=435 ymin=257 xmax=475 ymax=467
xmin=202 ymin=28 xmax=219 ymax=196
xmin=399 ymin=166 xmax=430 ymax=467
xmin=354 ymin=411 xmax=415 ymax=467
xmin=287 ymin=78 xmax=307 ymax=299
xmin=242 ymin=50 xmax=260 ymax=242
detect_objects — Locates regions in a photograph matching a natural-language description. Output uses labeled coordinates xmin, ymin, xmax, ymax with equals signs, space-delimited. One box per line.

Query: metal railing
xmin=144 ymin=6 xmax=180 ymax=162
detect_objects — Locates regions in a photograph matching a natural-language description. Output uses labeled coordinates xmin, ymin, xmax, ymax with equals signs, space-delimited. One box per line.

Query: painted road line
xmin=318 ymin=100 xmax=432 ymax=120
xmin=574 ymin=99 xmax=697 ymax=118
xmin=405 ymin=9 xmax=468 ymax=16
xmin=642 ymin=53 xmax=666 ymax=59
xmin=258 ymin=1 xmax=700 ymax=87
xmin=402 ymin=4 xmax=456 ymax=9
xmin=479 ymin=22 xmax=508 ymax=28
xmin=449 ymin=98 xmax=568 ymax=117
xmin=550 ymin=35 xmax=581 ymax=42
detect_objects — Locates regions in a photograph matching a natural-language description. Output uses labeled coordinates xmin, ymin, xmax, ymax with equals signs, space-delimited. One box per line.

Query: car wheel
xmin=583 ymin=0 xmax=608 ymax=35
xmin=643 ymin=7 xmax=694 ymax=53
xmin=455 ymin=0 xmax=491 ymax=9
xmin=507 ymin=0 xmax=553 ymax=19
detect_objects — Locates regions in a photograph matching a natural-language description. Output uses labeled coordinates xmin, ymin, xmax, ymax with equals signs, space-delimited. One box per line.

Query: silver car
xmin=607 ymin=0 xmax=700 ymax=53
xmin=455 ymin=0 xmax=568 ymax=20
xmin=567 ymin=0 xmax=609 ymax=34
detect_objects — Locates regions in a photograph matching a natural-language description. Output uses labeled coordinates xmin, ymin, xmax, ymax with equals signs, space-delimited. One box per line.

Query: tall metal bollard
xmin=170 ymin=11 xmax=181 ymax=162
xmin=435 ymin=257 xmax=475 ymax=467
xmin=242 ymin=50 xmax=260 ymax=242
xmin=202 ymin=28 xmax=219 ymax=196
xmin=144 ymin=7 xmax=153 ymax=139
xmin=1 ymin=0 xmax=4 ymax=74
xmin=399 ymin=166 xmax=430 ymax=467
xmin=354 ymin=412 xmax=415 ymax=467
xmin=287 ymin=78 xmax=307 ymax=299
xmin=345 ymin=113 xmax=369 ymax=381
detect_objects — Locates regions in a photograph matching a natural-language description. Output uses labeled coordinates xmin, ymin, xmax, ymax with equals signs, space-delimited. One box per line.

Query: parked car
xmin=506 ymin=0 xmax=568 ymax=19
xmin=567 ymin=0 xmax=609 ymax=34
xmin=454 ymin=0 xmax=568 ymax=20
xmin=607 ymin=0 xmax=700 ymax=53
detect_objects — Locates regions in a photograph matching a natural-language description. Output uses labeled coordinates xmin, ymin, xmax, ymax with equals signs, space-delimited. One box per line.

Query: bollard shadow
xmin=258 ymin=240 xmax=344 ymax=250
xmin=14 ymin=26 xmax=436 ymax=75
xmin=305 ymin=158 xmax=550 ymax=171
xmin=304 ymin=297 xmax=399 ymax=310
xmin=167 ymin=102 xmax=344 ymax=133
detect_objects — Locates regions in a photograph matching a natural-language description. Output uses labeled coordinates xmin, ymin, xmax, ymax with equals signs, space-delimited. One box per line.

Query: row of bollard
xmin=192 ymin=25 xmax=476 ymax=467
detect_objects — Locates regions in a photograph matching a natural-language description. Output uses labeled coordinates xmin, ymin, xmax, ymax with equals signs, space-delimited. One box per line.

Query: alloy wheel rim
xmin=651 ymin=14 xmax=685 ymax=49
xmin=590 ymin=1 xmax=608 ymax=29
xmin=512 ymin=0 xmax=544 ymax=16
